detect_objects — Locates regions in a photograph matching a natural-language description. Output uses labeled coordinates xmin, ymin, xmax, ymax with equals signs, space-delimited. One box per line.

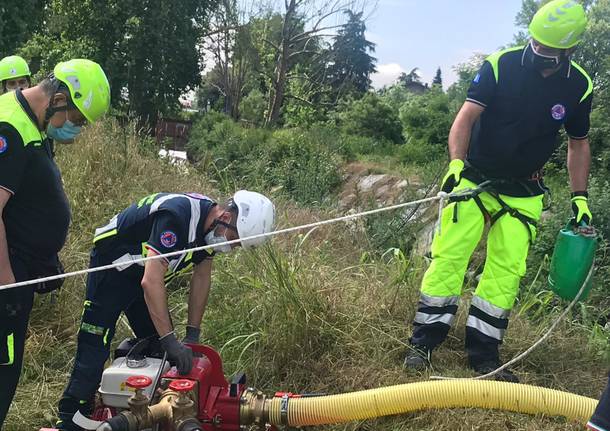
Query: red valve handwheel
xmin=125 ymin=375 xmax=153 ymax=389
xmin=169 ymin=379 xmax=195 ymax=392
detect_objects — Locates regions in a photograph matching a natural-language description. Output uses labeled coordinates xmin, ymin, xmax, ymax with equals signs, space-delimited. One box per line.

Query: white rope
xmin=430 ymin=263 xmax=595 ymax=381
xmin=0 ymin=193 xmax=451 ymax=291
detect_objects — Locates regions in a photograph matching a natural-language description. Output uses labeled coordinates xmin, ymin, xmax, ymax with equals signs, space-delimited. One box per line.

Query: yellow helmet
xmin=0 ymin=55 xmax=31 ymax=81
xmin=53 ymin=59 xmax=111 ymax=123
xmin=529 ymin=0 xmax=587 ymax=49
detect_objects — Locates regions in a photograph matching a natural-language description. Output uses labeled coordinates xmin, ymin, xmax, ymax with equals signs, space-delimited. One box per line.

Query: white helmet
xmin=232 ymin=190 xmax=275 ymax=249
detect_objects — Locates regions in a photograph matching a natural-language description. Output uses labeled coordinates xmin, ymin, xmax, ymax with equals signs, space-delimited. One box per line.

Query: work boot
xmin=403 ymin=344 xmax=432 ymax=370
xmin=470 ymin=360 xmax=519 ymax=383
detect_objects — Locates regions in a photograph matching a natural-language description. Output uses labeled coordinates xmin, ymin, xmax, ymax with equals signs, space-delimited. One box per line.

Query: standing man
xmin=403 ymin=0 xmax=592 ymax=382
xmin=0 ymin=56 xmax=32 ymax=94
xmin=0 ymin=59 xmax=111 ymax=428
xmin=56 ymin=191 xmax=275 ymax=431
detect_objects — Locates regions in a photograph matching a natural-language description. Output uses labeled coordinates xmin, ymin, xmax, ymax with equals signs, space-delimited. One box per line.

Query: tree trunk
xmin=264 ymin=0 xmax=296 ymax=127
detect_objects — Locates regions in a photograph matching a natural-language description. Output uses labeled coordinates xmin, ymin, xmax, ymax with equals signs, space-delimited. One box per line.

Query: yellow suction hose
xmin=265 ymin=380 xmax=597 ymax=426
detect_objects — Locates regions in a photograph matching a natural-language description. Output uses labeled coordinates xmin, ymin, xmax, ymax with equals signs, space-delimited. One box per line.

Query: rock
xmin=358 ymin=174 xmax=390 ymax=193
xmin=375 ymin=185 xmax=391 ymax=199
xmin=395 ymin=180 xmax=409 ymax=189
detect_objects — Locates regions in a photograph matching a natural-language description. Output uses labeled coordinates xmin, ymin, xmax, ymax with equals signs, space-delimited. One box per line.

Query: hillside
xmin=4 ymin=121 xmax=608 ymax=431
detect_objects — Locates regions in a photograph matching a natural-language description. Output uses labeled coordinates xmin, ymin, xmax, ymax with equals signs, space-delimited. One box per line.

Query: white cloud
xmin=371 ymin=63 xmax=405 ymax=89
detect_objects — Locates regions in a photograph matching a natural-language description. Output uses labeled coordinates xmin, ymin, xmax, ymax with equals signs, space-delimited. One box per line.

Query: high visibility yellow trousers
xmin=410 ymin=179 xmax=543 ymax=365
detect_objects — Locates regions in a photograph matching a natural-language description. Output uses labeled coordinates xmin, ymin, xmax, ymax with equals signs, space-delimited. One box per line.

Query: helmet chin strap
xmin=43 ymin=76 xmax=66 ymax=129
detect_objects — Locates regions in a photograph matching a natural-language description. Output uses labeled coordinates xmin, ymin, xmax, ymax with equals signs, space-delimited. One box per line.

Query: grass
xmin=4 ymin=120 xmax=609 ymax=430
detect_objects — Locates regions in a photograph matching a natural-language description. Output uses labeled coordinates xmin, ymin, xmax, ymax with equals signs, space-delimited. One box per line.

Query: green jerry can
xmin=548 ymin=221 xmax=598 ymax=301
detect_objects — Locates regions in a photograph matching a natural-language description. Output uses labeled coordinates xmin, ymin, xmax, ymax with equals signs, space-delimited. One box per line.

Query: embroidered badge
xmin=551 ymin=103 xmax=566 ymax=120
xmin=0 ymin=136 xmax=8 ymax=154
xmin=160 ymin=230 xmax=177 ymax=248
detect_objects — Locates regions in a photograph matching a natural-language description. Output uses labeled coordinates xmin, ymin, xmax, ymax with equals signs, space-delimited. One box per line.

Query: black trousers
xmin=0 ymin=253 xmax=34 ymax=430
xmin=589 ymin=373 xmax=610 ymax=431
xmin=57 ymin=247 xmax=157 ymax=431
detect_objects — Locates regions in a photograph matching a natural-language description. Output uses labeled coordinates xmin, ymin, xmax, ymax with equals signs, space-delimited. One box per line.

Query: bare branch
xmin=291 ymin=24 xmax=346 ymax=42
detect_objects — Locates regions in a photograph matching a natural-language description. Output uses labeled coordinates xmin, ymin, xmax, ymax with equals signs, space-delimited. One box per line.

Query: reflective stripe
xmin=471 ymin=296 xmax=510 ymax=319
xmin=466 ymin=315 xmax=505 ymax=341
xmin=414 ymin=312 xmax=455 ymax=326
xmin=138 ymin=193 xmax=160 ymax=208
xmin=112 ymin=253 xmax=146 ymax=271
xmin=93 ymin=228 xmax=117 ymax=243
xmin=188 ymin=198 xmax=200 ymax=243
xmin=586 ymin=421 xmax=608 ymax=431
xmin=465 ymin=98 xmax=486 ymax=108
xmin=81 ymin=322 xmax=105 ymax=336
xmin=94 ymin=214 xmax=118 ymax=243
xmin=571 ymin=61 xmax=593 ymax=103
xmin=1 ymin=333 xmax=14 ymax=365
xmin=420 ymin=293 xmax=459 ymax=308
xmin=486 ymin=46 xmax=524 ymax=83
xmin=149 ymin=194 xmax=183 ymax=213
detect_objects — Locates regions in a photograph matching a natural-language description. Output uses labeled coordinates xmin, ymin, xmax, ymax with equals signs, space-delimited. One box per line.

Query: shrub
xmin=188 ymin=116 xmax=343 ymax=204
xmin=399 ymin=88 xmax=453 ymax=147
xmin=397 ymin=138 xmax=445 ymax=164
xmin=334 ymin=93 xmax=404 ymax=145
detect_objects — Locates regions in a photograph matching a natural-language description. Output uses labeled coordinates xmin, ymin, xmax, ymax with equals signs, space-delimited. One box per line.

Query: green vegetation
xmin=3 ymin=0 xmax=610 ymax=430
xmin=5 ymin=122 xmax=609 ymax=431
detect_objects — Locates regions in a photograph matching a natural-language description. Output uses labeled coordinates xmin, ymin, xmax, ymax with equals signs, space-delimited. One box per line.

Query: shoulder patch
xmin=160 ymin=230 xmax=178 ymax=248
xmin=0 ymin=136 xmax=8 ymax=154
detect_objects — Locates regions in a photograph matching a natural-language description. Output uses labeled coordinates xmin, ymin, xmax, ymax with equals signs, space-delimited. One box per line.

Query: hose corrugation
xmin=267 ymin=380 xmax=597 ymax=426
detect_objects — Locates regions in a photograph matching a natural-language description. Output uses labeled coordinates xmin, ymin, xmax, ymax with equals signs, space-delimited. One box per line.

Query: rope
xmin=0 ymin=193 xmax=452 ymax=292
xmin=430 ymin=263 xmax=595 ymax=381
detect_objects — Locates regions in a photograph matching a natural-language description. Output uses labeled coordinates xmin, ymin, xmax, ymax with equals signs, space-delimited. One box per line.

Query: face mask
xmin=524 ymin=40 xmax=563 ymax=72
xmin=204 ymin=231 xmax=232 ymax=254
xmin=47 ymin=120 xmax=82 ymax=142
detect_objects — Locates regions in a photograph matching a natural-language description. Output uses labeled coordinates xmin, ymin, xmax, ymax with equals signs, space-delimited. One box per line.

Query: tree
xmin=203 ymin=0 xmax=258 ymax=119
xmin=336 ymin=93 xmax=403 ymax=144
xmin=432 ymin=67 xmax=443 ymax=87
xmin=327 ymin=10 xmax=377 ymax=101
xmin=263 ymin=0 xmax=357 ymax=126
xmin=446 ymin=52 xmax=486 ymax=109
xmin=400 ymin=87 xmax=452 ymax=147
xmin=573 ymin=0 xmax=610 ymax=84
xmin=0 ymin=0 xmax=48 ymax=57
xmin=18 ymin=0 xmax=218 ymax=127
xmin=398 ymin=67 xmax=428 ymax=94
xmin=398 ymin=68 xmax=422 ymax=85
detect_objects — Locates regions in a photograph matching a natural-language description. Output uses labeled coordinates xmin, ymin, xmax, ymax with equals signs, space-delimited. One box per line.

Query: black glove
xmin=159 ymin=332 xmax=193 ymax=375
xmin=183 ymin=325 xmax=201 ymax=344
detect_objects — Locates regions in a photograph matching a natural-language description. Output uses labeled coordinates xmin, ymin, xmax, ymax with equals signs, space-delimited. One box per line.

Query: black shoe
xmin=471 ymin=360 xmax=519 ymax=383
xmin=403 ymin=344 xmax=432 ymax=370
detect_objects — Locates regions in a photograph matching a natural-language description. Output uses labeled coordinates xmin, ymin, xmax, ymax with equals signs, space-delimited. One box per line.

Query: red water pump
xmin=41 ymin=344 xmax=277 ymax=431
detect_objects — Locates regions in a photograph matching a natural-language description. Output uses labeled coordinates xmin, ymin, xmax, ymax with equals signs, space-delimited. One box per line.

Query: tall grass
xmin=4 ymin=120 xmax=608 ymax=431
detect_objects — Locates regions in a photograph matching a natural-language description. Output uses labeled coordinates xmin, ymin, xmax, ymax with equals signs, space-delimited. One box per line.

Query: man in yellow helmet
xmin=404 ymin=0 xmax=593 ymax=382
xmin=0 ymin=59 xmax=110 ymax=428
xmin=0 ymin=56 xmax=32 ymax=94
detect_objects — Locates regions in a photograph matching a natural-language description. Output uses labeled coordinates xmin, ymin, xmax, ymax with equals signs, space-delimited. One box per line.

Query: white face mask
xmin=204 ymin=231 xmax=232 ymax=253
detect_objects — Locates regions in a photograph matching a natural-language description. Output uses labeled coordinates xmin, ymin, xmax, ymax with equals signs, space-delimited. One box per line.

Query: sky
xmin=366 ymin=0 xmax=524 ymax=89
